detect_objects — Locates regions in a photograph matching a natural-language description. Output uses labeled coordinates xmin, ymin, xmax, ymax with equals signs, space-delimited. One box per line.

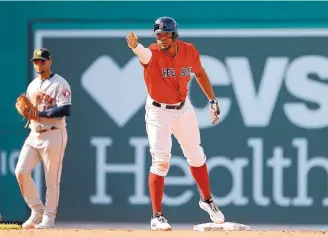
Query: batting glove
xmin=209 ymin=98 xmax=220 ymax=125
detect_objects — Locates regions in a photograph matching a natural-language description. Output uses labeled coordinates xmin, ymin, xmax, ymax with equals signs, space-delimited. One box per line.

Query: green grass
xmin=0 ymin=223 xmax=22 ymax=230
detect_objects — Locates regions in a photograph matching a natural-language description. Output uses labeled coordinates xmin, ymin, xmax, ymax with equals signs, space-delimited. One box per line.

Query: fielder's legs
xmin=35 ymin=129 xmax=68 ymax=229
xmin=15 ymin=143 xmax=45 ymax=229
xmin=172 ymin=99 xmax=225 ymax=224
xmin=145 ymin=98 xmax=177 ymax=231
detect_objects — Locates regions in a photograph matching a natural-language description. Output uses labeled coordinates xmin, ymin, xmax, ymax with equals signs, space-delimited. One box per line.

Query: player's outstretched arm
xmin=126 ymin=31 xmax=152 ymax=65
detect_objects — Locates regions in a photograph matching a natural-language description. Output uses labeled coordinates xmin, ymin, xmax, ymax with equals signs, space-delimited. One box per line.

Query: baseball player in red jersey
xmin=126 ymin=16 xmax=224 ymax=231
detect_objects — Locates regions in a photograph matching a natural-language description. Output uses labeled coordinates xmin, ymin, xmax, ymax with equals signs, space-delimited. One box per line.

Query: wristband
xmin=209 ymin=99 xmax=218 ymax=104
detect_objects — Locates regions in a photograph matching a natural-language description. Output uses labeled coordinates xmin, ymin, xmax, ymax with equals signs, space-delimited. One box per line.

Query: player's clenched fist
xmin=126 ymin=31 xmax=138 ymax=49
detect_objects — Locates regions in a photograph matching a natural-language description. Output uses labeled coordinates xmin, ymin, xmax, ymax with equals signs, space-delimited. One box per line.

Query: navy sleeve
xmin=39 ymin=105 xmax=71 ymax=118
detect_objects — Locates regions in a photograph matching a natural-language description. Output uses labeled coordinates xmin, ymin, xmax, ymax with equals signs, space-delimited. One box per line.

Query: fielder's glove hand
xmin=209 ymin=98 xmax=220 ymax=125
xmin=15 ymin=93 xmax=39 ymax=123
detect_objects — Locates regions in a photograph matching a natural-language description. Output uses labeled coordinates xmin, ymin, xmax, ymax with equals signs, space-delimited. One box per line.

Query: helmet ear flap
xmin=172 ymin=32 xmax=178 ymax=40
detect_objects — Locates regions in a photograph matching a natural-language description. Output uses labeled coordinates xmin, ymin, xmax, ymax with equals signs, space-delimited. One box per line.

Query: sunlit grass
xmin=0 ymin=223 xmax=22 ymax=230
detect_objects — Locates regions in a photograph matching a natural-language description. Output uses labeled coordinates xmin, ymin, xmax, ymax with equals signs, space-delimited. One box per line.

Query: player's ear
xmin=49 ymin=59 xmax=53 ymax=66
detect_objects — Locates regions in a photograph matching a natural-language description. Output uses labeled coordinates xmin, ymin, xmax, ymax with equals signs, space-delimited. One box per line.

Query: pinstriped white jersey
xmin=26 ymin=73 xmax=71 ymax=132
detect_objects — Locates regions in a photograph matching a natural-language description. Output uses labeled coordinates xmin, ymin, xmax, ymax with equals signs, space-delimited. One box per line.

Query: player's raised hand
xmin=126 ymin=31 xmax=139 ymax=49
xmin=209 ymin=99 xmax=220 ymax=125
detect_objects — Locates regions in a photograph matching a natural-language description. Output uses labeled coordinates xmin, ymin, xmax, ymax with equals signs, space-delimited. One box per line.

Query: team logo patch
xmin=37 ymin=50 xmax=43 ymax=56
xmin=63 ymin=89 xmax=71 ymax=97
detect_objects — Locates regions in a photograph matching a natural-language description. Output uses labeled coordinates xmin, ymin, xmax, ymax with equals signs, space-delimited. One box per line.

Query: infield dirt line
xmin=1 ymin=229 xmax=328 ymax=237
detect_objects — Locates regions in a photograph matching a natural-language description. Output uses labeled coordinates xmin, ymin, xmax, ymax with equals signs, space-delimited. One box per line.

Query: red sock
xmin=190 ymin=163 xmax=211 ymax=200
xmin=149 ymin=172 xmax=164 ymax=215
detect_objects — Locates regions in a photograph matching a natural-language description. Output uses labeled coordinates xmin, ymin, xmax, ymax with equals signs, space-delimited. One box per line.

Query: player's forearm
xmin=39 ymin=105 xmax=71 ymax=118
xmin=194 ymin=67 xmax=216 ymax=101
xmin=132 ymin=43 xmax=152 ymax=64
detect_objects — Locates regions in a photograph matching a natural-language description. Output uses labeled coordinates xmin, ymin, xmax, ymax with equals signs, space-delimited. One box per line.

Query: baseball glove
xmin=15 ymin=94 xmax=39 ymax=126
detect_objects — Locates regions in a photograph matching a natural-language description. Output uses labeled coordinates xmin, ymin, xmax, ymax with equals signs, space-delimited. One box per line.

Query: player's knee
xmin=150 ymin=152 xmax=171 ymax=176
xmin=45 ymin=183 xmax=58 ymax=190
xmin=15 ymin=168 xmax=29 ymax=181
xmin=183 ymin=145 xmax=207 ymax=167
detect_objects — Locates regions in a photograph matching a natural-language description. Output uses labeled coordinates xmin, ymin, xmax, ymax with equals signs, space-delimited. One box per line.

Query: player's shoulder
xmin=52 ymin=73 xmax=66 ymax=82
xmin=30 ymin=76 xmax=39 ymax=83
xmin=52 ymin=74 xmax=70 ymax=86
xmin=27 ymin=76 xmax=39 ymax=88
xmin=148 ymin=43 xmax=160 ymax=51
xmin=179 ymin=40 xmax=197 ymax=50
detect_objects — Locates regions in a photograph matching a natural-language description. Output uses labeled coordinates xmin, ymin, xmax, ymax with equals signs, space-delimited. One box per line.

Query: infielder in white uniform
xmin=15 ymin=48 xmax=71 ymax=229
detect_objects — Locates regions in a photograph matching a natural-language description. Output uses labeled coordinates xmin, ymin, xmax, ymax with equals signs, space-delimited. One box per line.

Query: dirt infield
xmin=1 ymin=229 xmax=328 ymax=237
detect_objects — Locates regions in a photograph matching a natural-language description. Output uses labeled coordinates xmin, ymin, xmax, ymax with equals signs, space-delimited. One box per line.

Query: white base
xmin=193 ymin=222 xmax=251 ymax=231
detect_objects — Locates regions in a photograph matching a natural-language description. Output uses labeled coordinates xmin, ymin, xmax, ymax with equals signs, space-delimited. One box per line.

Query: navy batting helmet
xmin=153 ymin=16 xmax=179 ymax=39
